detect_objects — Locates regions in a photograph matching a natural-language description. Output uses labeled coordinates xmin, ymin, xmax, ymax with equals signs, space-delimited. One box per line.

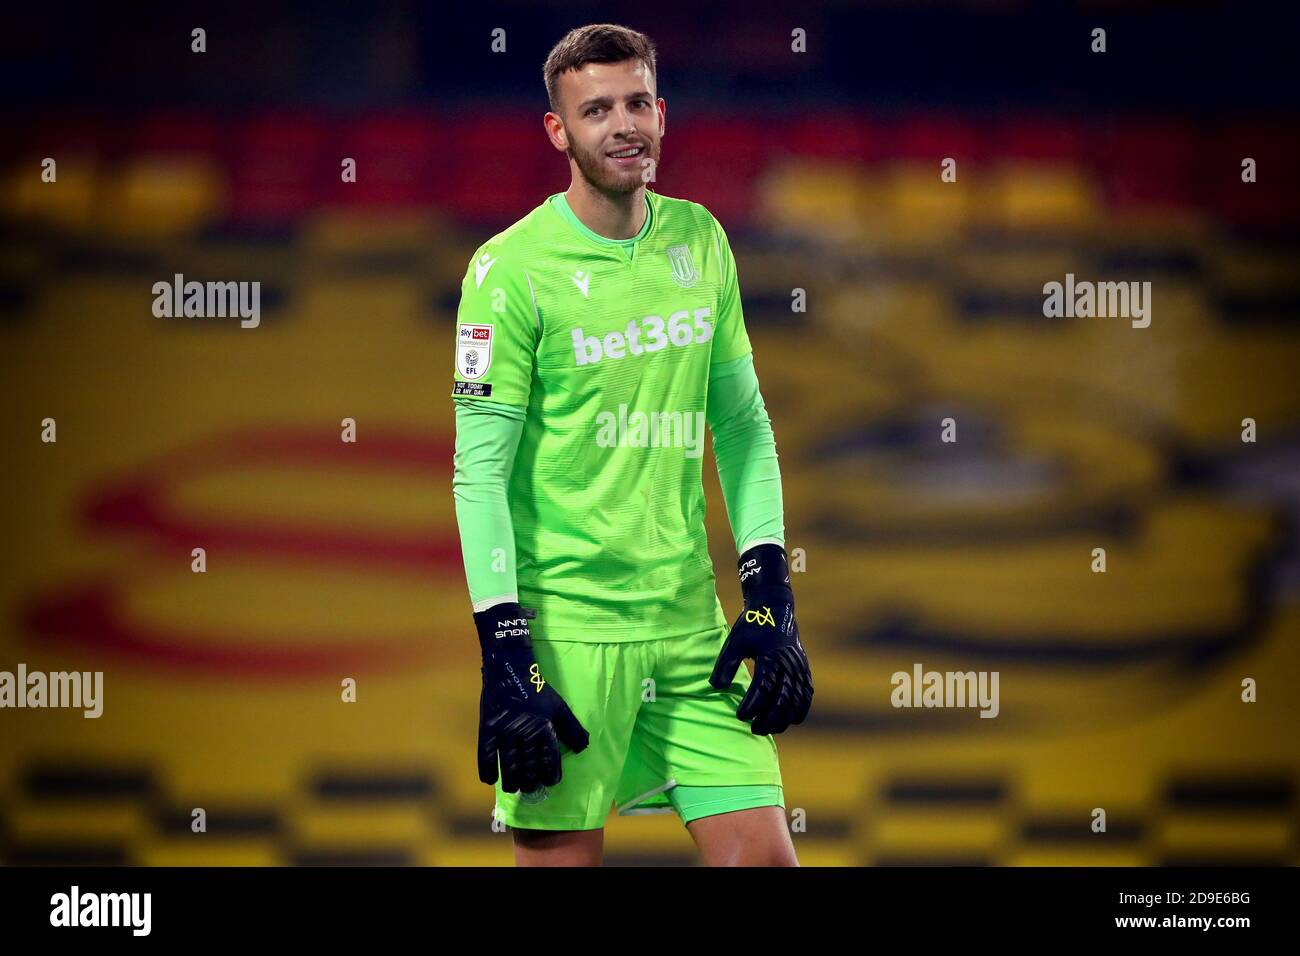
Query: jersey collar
xmin=548 ymin=190 xmax=654 ymax=260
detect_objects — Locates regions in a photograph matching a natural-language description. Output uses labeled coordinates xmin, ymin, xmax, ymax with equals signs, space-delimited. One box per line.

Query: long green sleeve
xmin=452 ymin=397 xmax=526 ymax=611
xmin=706 ymin=353 xmax=786 ymax=555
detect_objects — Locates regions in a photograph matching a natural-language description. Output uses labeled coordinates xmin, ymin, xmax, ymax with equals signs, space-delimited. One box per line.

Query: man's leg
xmin=511 ymin=827 xmax=605 ymax=866
xmin=615 ymin=628 xmax=795 ymax=866
xmin=685 ymin=805 xmax=798 ymax=867
xmin=492 ymin=638 xmax=650 ymax=865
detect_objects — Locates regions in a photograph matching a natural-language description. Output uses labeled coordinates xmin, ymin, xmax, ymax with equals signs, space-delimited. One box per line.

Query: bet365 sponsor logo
xmin=572 ymin=307 xmax=712 ymax=366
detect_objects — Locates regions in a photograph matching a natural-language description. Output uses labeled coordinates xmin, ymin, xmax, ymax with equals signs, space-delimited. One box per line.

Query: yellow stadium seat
xmin=1 ymin=157 xmax=99 ymax=230
xmin=97 ymin=157 xmax=226 ymax=238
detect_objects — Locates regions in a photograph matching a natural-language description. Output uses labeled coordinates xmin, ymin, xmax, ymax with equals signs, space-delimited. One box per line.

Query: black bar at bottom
xmin=1 ymin=865 xmax=1291 ymax=942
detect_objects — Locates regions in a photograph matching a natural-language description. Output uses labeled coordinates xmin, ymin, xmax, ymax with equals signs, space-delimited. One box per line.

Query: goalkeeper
xmin=451 ymin=23 xmax=812 ymax=867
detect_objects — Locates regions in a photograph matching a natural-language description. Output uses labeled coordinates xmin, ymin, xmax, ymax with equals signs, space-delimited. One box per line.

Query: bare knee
xmin=687 ymin=806 xmax=799 ymax=867
xmin=511 ymin=827 xmax=604 ymax=866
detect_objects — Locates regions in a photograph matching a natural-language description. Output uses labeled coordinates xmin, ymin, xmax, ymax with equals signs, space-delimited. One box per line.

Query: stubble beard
xmin=568 ymin=134 xmax=661 ymax=198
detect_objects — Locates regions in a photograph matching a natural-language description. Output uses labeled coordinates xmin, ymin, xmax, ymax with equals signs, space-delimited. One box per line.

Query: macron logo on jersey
xmin=474 ymin=253 xmax=498 ymax=289
xmin=571 ymin=269 xmax=591 ymax=298
xmin=573 ymin=308 xmax=713 ymax=366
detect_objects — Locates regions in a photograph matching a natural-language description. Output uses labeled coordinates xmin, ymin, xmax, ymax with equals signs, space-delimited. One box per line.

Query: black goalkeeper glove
xmin=474 ymin=602 xmax=589 ymax=794
xmin=709 ymin=543 xmax=814 ymax=735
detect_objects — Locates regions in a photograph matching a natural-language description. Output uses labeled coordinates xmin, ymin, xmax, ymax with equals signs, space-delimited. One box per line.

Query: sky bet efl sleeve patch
xmin=456 ymin=322 xmax=493 ymax=380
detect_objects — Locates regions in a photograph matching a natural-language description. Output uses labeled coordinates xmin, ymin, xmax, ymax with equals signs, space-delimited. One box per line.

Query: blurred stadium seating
xmin=1 ymin=3 xmax=1298 ymax=866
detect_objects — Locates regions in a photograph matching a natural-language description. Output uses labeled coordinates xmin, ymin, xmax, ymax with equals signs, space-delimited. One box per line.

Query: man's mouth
xmin=607 ymin=144 xmax=646 ymax=164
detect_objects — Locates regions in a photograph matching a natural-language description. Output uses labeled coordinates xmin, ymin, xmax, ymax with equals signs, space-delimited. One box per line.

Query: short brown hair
xmin=543 ymin=24 xmax=657 ymax=115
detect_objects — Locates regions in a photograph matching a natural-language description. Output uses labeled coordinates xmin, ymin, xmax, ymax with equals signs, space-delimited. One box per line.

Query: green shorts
xmin=493 ymin=624 xmax=785 ymax=831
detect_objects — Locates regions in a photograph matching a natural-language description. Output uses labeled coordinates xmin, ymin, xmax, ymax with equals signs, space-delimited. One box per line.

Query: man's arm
xmin=450 ymin=243 xmax=588 ymax=793
xmin=452 ymin=397 xmax=525 ymax=609
xmin=706 ymin=352 xmax=786 ymax=556
xmin=704 ymin=210 xmax=783 ymax=552
xmin=703 ymin=215 xmax=812 ymax=735
xmin=450 ymin=238 xmax=538 ymax=606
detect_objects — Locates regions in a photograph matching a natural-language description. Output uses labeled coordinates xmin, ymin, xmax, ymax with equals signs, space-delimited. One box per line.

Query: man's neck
xmin=564 ymin=179 xmax=647 ymax=240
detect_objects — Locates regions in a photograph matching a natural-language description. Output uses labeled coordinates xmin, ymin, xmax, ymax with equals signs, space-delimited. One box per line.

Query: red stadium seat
xmin=1089 ymin=119 xmax=1202 ymax=210
xmin=130 ymin=114 xmax=221 ymax=157
xmin=781 ymin=113 xmax=883 ymax=163
xmin=991 ymin=117 xmax=1087 ymax=164
xmin=327 ymin=112 xmax=445 ymax=208
xmin=1206 ymin=121 xmax=1300 ymax=230
xmin=6 ymin=113 xmax=115 ymax=163
xmin=443 ymin=113 xmax=561 ymax=223
xmin=656 ymin=115 xmax=773 ymax=227
xmin=886 ymin=115 xmax=986 ymax=165
xmin=226 ymin=114 xmax=330 ymax=225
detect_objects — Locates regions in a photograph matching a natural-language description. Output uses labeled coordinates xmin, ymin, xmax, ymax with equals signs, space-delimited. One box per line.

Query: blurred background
xmin=1 ymin=0 xmax=1298 ymax=865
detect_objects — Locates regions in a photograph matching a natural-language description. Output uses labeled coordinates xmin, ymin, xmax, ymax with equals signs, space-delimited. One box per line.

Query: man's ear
xmin=544 ymin=112 xmax=569 ymax=152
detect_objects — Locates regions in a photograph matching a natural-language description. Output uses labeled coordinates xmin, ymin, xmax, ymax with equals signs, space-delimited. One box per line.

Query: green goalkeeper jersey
xmin=451 ymin=189 xmax=753 ymax=641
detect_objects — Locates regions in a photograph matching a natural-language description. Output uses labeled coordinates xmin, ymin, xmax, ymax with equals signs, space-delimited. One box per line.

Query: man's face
xmin=548 ymin=59 xmax=664 ymax=196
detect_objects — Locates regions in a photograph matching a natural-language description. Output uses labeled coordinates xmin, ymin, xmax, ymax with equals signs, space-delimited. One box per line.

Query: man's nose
xmin=613 ymin=106 xmax=637 ymax=133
